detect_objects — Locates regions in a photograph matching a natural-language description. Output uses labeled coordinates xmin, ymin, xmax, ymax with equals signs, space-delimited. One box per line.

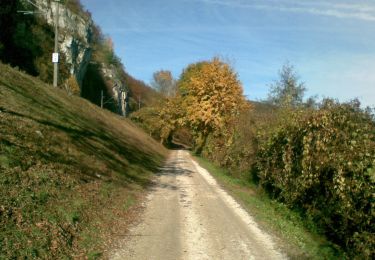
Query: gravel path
xmin=110 ymin=150 xmax=286 ymax=260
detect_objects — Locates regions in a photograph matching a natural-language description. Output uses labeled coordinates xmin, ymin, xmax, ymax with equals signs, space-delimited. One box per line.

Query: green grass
xmin=194 ymin=156 xmax=344 ymax=259
xmin=123 ymin=195 xmax=136 ymax=210
xmin=0 ymin=63 xmax=168 ymax=258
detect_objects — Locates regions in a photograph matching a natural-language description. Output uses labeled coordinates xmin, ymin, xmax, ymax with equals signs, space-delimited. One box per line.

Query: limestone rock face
xmin=34 ymin=0 xmax=93 ymax=87
xmin=26 ymin=0 xmax=128 ymax=116
xmin=101 ymin=64 xmax=129 ymax=116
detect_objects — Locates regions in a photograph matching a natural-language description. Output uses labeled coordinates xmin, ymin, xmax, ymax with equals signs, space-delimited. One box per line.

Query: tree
xmin=151 ymin=70 xmax=177 ymax=97
xmin=267 ymin=62 xmax=306 ymax=107
xmin=158 ymin=96 xmax=185 ymax=145
xmin=130 ymin=96 xmax=185 ymax=145
xmin=304 ymin=95 xmax=318 ymax=109
xmin=178 ymin=57 xmax=248 ymax=152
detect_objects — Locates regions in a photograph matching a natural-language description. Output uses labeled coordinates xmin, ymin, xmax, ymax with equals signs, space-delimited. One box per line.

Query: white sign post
xmin=52 ymin=52 xmax=59 ymax=63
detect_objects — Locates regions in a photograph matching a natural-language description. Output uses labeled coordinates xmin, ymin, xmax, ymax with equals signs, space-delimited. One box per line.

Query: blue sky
xmin=80 ymin=0 xmax=375 ymax=106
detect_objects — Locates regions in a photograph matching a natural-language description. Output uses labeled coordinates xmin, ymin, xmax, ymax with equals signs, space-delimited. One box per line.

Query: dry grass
xmin=0 ymin=62 xmax=168 ymax=258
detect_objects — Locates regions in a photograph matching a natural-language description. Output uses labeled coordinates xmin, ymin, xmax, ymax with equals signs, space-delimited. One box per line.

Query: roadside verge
xmin=192 ymin=155 xmax=343 ymax=259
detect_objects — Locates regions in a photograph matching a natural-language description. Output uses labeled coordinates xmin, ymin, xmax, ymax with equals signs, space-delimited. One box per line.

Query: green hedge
xmin=256 ymin=101 xmax=375 ymax=258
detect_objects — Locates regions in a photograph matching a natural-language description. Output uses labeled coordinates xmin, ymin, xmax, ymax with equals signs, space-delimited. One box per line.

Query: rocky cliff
xmin=34 ymin=0 xmax=92 ymax=87
xmin=31 ymin=0 xmax=128 ymax=116
xmin=100 ymin=63 xmax=129 ymax=116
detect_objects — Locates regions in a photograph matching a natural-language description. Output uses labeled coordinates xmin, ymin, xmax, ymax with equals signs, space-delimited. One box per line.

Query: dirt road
xmin=110 ymin=150 xmax=286 ymax=260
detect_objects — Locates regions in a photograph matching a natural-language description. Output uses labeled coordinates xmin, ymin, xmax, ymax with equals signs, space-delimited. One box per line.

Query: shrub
xmin=202 ymin=102 xmax=278 ymax=176
xmin=130 ymin=106 xmax=164 ymax=141
xmin=202 ymin=117 xmax=255 ymax=175
xmin=65 ymin=75 xmax=80 ymax=95
xmin=256 ymin=101 xmax=375 ymax=258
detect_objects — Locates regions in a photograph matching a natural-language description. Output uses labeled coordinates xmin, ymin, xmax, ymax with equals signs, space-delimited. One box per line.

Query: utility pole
xmin=101 ymin=90 xmax=104 ymax=108
xmin=124 ymin=91 xmax=129 ymax=117
xmin=18 ymin=0 xmax=60 ymax=87
xmin=52 ymin=1 xmax=60 ymax=87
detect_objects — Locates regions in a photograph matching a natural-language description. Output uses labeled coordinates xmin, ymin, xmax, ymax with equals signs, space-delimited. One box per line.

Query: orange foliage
xmin=178 ymin=57 xmax=249 ymax=134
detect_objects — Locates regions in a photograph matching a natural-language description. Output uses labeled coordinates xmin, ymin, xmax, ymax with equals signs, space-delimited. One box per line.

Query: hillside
xmin=0 ymin=63 xmax=168 ymax=258
xmin=0 ymin=0 xmax=158 ymax=118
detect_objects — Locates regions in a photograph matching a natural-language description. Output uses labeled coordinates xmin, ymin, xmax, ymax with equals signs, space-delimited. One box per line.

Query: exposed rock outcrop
xmin=28 ymin=0 xmax=129 ymax=116
xmin=33 ymin=0 xmax=93 ymax=87
xmin=101 ymin=64 xmax=129 ymax=116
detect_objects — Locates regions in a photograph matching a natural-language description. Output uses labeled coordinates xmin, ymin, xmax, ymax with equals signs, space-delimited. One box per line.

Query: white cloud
xmin=196 ymin=0 xmax=375 ymax=22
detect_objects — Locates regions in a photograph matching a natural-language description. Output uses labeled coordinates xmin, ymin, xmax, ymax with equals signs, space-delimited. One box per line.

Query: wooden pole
xmin=53 ymin=1 xmax=59 ymax=87
xmin=101 ymin=90 xmax=103 ymax=108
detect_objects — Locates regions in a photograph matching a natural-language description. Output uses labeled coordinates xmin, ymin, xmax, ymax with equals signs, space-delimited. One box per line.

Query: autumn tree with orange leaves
xmin=131 ymin=57 xmax=249 ymax=150
xmin=152 ymin=70 xmax=177 ymax=97
xmin=178 ymin=57 xmax=249 ymax=152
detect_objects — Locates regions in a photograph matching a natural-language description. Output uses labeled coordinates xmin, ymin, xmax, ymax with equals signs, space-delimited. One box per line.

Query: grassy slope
xmin=0 ymin=63 xmax=168 ymax=259
xmin=194 ymin=156 xmax=344 ymax=260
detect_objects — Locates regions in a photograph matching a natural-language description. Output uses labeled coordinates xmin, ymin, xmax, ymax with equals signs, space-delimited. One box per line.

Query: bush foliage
xmin=197 ymin=99 xmax=375 ymax=257
xmin=65 ymin=75 xmax=80 ymax=95
xmin=255 ymin=101 xmax=374 ymax=258
xmin=201 ymin=102 xmax=278 ymax=175
xmin=190 ymin=64 xmax=375 ymax=257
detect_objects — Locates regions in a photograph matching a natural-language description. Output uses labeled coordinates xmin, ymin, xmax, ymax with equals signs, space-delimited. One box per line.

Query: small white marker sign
xmin=52 ymin=52 xmax=59 ymax=63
